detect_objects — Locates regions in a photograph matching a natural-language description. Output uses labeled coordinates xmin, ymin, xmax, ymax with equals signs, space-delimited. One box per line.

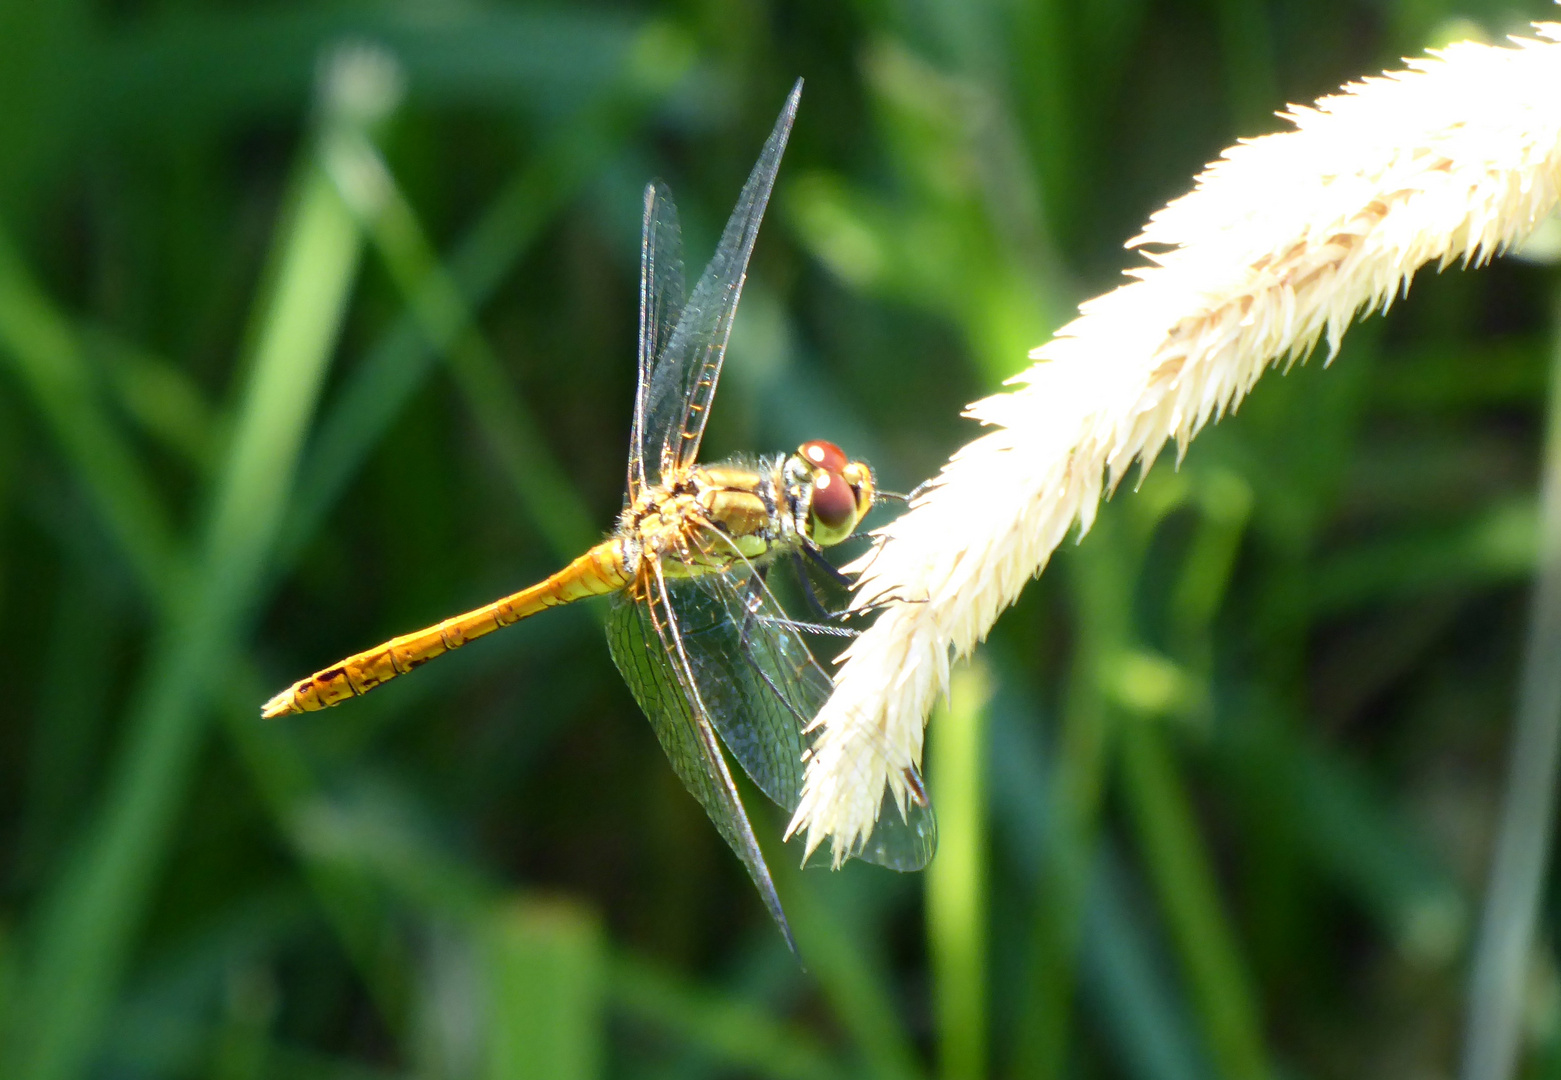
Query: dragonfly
xmin=263 ymin=80 xmax=935 ymax=947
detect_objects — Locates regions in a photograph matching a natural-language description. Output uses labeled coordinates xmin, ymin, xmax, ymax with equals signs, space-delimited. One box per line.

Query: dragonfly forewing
xmin=637 ymin=79 xmax=802 ymax=488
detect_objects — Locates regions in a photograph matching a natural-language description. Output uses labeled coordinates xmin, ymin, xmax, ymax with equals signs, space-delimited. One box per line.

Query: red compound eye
xmin=800 ymin=440 xmax=847 ymax=473
xmin=811 ymin=470 xmax=856 ymax=530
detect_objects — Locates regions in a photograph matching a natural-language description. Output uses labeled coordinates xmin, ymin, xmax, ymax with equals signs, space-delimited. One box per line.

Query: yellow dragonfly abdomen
xmin=261 ymin=457 xmax=812 ymax=718
xmin=261 ymin=540 xmax=629 ymax=717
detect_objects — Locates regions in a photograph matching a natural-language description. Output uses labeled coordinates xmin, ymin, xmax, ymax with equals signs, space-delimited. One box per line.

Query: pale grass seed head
xmin=788 ymin=22 xmax=1561 ymax=865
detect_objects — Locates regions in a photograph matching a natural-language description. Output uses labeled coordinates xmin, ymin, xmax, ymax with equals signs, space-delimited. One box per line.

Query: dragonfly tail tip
xmin=260 ymin=690 xmax=297 ymax=719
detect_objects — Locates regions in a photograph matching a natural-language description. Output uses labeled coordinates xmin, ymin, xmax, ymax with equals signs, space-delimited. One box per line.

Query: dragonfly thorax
xmin=619 ymin=456 xmax=803 ymax=583
xmin=616 ymin=441 xmax=874 ymax=584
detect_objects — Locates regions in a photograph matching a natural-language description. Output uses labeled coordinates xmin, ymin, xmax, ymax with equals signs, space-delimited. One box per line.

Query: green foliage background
xmin=0 ymin=1 xmax=1556 ymax=1078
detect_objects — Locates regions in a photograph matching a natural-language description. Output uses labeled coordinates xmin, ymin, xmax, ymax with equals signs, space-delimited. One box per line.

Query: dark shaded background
xmin=0 ymin=1 xmax=1557 ymax=1078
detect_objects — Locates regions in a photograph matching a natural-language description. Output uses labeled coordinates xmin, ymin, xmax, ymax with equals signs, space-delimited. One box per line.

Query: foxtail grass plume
xmin=788 ymin=22 xmax=1561 ymax=864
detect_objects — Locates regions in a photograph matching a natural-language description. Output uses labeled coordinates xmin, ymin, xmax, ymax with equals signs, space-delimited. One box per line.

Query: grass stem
xmin=928 ymin=663 xmax=991 ymax=1080
xmin=8 ymin=156 xmax=361 ymax=1080
xmin=1459 ymin=279 xmax=1561 ymax=1080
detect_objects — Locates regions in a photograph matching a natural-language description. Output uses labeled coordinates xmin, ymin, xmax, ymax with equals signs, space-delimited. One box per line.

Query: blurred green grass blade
xmin=217 ymin=679 xmax=414 ymax=1030
xmin=1015 ymin=704 xmax=1102 ymax=1076
xmin=276 ymin=104 xmax=634 ymax=574
xmin=1309 ymin=499 xmax=1537 ymax=615
xmin=927 ymin=663 xmax=991 ymax=1080
xmin=1372 ymin=338 xmax=1546 ymax=411
xmin=10 ymin=147 xmax=362 ymax=1080
xmin=323 ymin=125 xmax=595 ymax=559
xmin=82 ymin=326 xmax=221 ymax=472
xmin=485 ymin=900 xmax=605 ymax=1080
xmin=1008 ymin=0 xmax=1076 ymax=247
xmin=1017 ymin=522 xmax=1133 ymax=1080
xmin=609 ymin=952 xmax=848 ymax=1080
xmin=1083 ymin=855 xmax=1217 ymax=1080
xmin=257 ymin=766 xmax=836 ymax=1080
xmin=1137 ymin=469 xmax=1271 ymax=1078
xmin=1171 ymin=469 xmax=1253 ymax=645
xmin=1120 ymin=723 xmax=1271 ymax=1080
xmin=197 ymin=169 xmax=360 ymax=596
xmin=0 ymin=919 xmax=13 ymax=1060
xmin=989 ymin=701 xmax=1215 ymax=1080
xmin=14 ymin=560 xmax=123 ymax=889
xmin=1217 ymin=711 xmax=1466 ymax=966
xmin=0 ymin=175 xmax=411 ymax=1034
xmin=778 ymin=864 xmax=923 ymax=1080
xmin=1460 ymin=283 xmax=1561 ymax=1080
xmin=0 ymin=2 xmax=88 ymax=212
xmin=1211 ymin=0 xmax=1278 ymax=133
xmin=92 ymin=9 xmax=656 ymax=132
xmin=0 ymin=227 xmax=181 ymax=594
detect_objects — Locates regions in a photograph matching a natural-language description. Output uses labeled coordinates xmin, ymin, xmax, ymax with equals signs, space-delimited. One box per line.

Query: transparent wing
xmin=638 ymin=79 xmax=801 ymax=487
xmin=660 ymin=571 xmax=814 ymax=809
xmin=800 ymin=767 xmax=938 ymax=873
xmin=628 ymin=181 xmax=685 ymax=502
xmin=604 ymin=572 xmax=796 ymax=950
xmin=673 ymin=558 xmax=937 ymax=872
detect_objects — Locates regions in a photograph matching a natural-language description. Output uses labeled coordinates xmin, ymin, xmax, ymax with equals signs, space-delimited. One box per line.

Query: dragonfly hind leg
xmin=744 ymin=563 xmax=858 ymax=644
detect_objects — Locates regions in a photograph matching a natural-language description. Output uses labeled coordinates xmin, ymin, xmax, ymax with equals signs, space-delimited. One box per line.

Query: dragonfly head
xmin=790 ymin=439 xmax=876 ymax=548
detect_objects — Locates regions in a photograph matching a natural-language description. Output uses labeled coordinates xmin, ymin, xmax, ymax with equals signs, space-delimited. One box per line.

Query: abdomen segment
xmin=262 ymin=540 xmax=628 ymax=717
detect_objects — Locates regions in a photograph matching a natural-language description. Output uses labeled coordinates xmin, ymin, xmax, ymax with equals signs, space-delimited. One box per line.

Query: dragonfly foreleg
xmin=790 ymin=552 xmax=834 ymax=620
xmin=819 ymin=541 xmax=932 ymax=615
xmin=801 ymin=544 xmax=855 ymax=592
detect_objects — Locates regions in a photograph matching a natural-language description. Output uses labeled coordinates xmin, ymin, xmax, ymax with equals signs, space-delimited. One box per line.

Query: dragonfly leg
xmin=756 ymin=611 xmax=858 ymax=639
xmin=801 ymin=544 xmax=855 ymax=593
xmin=729 ymin=577 xmax=815 ymax=730
xmin=735 ymin=566 xmax=855 ymax=642
xmin=795 ymin=546 xmax=899 ymax=630
xmin=790 ymin=552 xmax=835 ymax=620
